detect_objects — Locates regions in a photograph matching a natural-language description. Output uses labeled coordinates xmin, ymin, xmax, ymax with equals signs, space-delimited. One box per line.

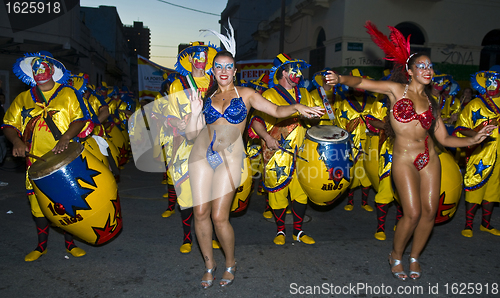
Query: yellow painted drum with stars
xmin=297 ymin=125 xmax=352 ymax=205
xmin=394 ymin=149 xmax=462 ymax=224
xmin=107 ymin=124 xmax=129 ymax=167
xmin=28 ymin=142 xmax=122 ymax=245
xmin=231 ymin=157 xmax=252 ymax=213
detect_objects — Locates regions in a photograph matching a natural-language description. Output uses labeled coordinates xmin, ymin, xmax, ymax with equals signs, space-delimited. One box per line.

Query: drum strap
xmin=317 ymin=86 xmax=335 ymax=120
xmin=34 ymin=86 xmax=63 ymax=141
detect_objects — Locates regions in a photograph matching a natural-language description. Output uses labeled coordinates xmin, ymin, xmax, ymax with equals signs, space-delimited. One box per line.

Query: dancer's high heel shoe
xmin=219 ymin=263 xmax=236 ymax=287
xmin=388 ymin=253 xmax=407 ymax=281
xmin=408 ymin=257 xmax=422 ymax=280
xmin=201 ymin=265 xmax=216 ymax=289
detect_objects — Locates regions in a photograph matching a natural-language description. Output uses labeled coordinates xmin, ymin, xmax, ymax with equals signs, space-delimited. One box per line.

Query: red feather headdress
xmin=365 ymin=21 xmax=412 ymax=71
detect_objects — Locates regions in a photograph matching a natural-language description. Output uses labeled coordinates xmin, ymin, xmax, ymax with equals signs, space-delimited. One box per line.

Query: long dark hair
xmin=385 ymin=53 xmax=439 ymax=138
xmin=203 ymin=50 xmax=235 ymax=104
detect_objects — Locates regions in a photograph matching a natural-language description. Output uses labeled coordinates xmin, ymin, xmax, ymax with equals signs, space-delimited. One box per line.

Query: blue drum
xmin=297 ymin=125 xmax=352 ymax=205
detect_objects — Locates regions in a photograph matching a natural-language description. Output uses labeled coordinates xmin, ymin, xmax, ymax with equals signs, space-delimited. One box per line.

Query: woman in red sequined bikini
xmin=326 ymin=22 xmax=495 ymax=281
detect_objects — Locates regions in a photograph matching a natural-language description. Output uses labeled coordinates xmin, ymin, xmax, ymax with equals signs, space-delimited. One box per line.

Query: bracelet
xmin=337 ymin=74 xmax=342 ymax=84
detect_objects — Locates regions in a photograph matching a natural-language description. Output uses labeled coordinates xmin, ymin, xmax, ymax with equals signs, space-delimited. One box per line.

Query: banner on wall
xmin=236 ymin=60 xmax=273 ymax=82
xmin=137 ymin=55 xmax=175 ymax=101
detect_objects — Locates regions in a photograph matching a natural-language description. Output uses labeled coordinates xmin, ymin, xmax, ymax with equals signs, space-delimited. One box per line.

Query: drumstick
xmin=26 ymin=152 xmax=46 ymax=162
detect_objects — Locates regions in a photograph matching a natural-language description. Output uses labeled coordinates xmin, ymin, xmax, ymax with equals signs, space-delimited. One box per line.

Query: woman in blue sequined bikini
xmin=186 ymin=50 xmax=324 ymax=288
xmin=326 ymin=22 xmax=495 ymax=281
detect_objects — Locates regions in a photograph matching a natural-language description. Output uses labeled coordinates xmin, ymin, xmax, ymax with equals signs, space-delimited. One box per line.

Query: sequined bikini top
xmin=203 ymin=87 xmax=247 ymax=124
xmin=391 ymin=85 xmax=434 ymax=130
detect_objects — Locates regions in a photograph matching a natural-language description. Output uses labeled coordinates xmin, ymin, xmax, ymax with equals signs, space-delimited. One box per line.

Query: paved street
xmin=1 ymin=155 xmax=499 ymax=298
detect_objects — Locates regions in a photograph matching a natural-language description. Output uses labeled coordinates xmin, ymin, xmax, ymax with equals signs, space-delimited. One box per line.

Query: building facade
xmin=224 ymin=0 xmax=500 ymax=85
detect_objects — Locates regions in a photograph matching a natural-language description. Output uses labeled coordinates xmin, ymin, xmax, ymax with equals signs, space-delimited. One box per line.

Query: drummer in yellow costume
xmin=243 ymin=73 xmax=272 ymax=218
xmin=157 ymin=73 xmax=178 ymax=218
xmin=454 ymin=70 xmax=500 ymax=237
xmin=335 ymin=69 xmax=379 ymax=212
xmin=2 ymin=52 xmax=91 ymax=261
xmin=250 ymin=53 xmax=318 ymax=245
xmin=164 ymin=41 xmax=221 ymax=253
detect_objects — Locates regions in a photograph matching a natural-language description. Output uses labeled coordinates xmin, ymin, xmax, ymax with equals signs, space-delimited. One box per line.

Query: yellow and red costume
xmin=454 ymin=70 xmax=500 ymax=237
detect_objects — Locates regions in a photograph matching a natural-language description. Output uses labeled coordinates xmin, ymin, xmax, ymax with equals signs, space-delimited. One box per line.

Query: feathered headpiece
xmin=365 ymin=21 xmax=411 ymax=71
xmin=200 ymin=18 xmax=236 ymax=58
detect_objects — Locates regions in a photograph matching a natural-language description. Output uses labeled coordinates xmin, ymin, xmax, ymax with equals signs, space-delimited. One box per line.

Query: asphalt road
xmin=1 ymin=156 xmax=499 ymax=298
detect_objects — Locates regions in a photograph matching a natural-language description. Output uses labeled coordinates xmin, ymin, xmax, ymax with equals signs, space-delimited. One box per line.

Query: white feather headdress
xmin=200 ymin=18 xmax=236 ymax=58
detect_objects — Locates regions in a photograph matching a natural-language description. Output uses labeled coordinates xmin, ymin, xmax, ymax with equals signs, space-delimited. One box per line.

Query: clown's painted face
xmin=432 ymin=78 xmax=448 ymax=92
xmin=287 ymin=63 xmax=302 ymax=84
xmin=191 ymin=51 xmax=207 ymax=70
xmin=486 ymin=76 xmax=500 ymax=97
xmin=31 ymin=58 xmax=53 ymax=85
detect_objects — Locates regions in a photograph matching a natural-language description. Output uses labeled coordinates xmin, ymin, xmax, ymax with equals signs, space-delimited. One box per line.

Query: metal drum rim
xmin=28 ymin=142 xmax=85 ymax=180
xmin=305 ymin=126 xmax=349 ymax=145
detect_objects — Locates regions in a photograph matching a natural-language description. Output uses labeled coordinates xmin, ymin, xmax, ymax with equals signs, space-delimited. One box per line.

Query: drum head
xmin=306 ymin=125 xmax=349 ymax=143
xmin=29 ymin=142 xmax=85 ymax=179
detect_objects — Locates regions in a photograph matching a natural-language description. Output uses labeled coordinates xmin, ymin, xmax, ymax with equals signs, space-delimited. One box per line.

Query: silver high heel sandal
xmin=388 ymin=253 xmax=407 ymax=281
xmin=219 ymin=263 xmax=236 ymax=287
xmin=201 ymin=265 xmax=216 ymax=289
xmin=409 ymin=257 xmax=422 ymax=280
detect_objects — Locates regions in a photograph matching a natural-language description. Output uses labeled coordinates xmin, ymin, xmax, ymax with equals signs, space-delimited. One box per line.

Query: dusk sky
xmin=80 ymin=0 xmax=228 ymax=69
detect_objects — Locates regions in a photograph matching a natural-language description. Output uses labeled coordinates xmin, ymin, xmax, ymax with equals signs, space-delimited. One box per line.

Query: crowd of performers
xmin=3 ymin=19 xmax=500 ymax=286
xmin=2 ymin=51 xmax=137 ymax=261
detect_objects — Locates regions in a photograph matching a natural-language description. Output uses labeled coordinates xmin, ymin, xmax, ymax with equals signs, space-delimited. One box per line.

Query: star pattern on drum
xmin=21 ymin=106 xmax=35 ymax=124
xmin=471 ymin=108 xmax=486 ymax=125
xmin=37 ymin=155 xmax=99 ymax=218
xmin=173 ymin=155 xmax=187 ymax=176
xmin=270 ymin=160 xmax=287 ymax=182
xmin=473 ymin=159 xmax=491 ymax=178
xmin=435 ymin=192 xmax=456 ymax=224
xmin=381 ymin=150 xmax=392 ymax=168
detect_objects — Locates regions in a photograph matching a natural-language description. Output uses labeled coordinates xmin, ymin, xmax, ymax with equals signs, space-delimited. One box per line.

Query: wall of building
xmin=248 ymin=0 xmax=500 ymax=82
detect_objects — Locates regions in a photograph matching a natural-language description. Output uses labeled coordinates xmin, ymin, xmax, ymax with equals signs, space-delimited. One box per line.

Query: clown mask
xmin=486 ymin=76 xmax=500 ymax=98
xmin=287 ymin=64 xmax=302 ymax=84
xmin=31 ymin=58 xmax=54 ymax=85
xmin=190 ymin=51 xmax=207 ymax=70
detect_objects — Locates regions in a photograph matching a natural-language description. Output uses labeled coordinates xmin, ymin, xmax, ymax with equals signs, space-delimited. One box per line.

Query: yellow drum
xmin=28 ymin=142 xmax=122 ymax=245
xmin=297 ymin=125 xmax=352 ymax=205
xmin=82 ymin=137 xmax=109 ymax=168
xmin=231 ymin=157 xmax=253 ymax=214
xmin=394 ymin=150 xmax=462 ymax=224
xmin=107 ymin=123 xmax=128 ymax=167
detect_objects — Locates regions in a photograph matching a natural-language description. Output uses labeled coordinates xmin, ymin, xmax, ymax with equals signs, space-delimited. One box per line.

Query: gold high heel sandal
xmin=388 ymin=253 xmax=407 ymax=281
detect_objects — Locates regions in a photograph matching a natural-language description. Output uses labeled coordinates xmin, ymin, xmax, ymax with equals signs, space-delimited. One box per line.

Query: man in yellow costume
xmin=165 ymin=42 xmax=221 ymax=253
xmin=454 ymin=70 xmax=500 ymax=237
xmin=3 ymin=52 xmax=91 ymax=261
xmin=250 ymin=53 xmax=318 ymax=245
xmin=335 ymin=69 xmax=378 ymax=212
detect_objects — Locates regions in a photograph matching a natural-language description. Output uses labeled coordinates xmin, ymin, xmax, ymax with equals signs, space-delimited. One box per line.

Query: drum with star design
xmin=297 ymin=125 xmax=352 ymax=205
xmin=28 ymin=142 xmax=122 ymax=245
xmin=231 ymin=156 xmax=252 ymax=213
xmin=394 ymin=149 xmax=462 ymax=223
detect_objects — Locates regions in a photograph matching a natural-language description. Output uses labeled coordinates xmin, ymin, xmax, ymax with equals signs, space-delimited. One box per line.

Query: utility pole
xmin=279 ymin=0 xmax=285 ymax=53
